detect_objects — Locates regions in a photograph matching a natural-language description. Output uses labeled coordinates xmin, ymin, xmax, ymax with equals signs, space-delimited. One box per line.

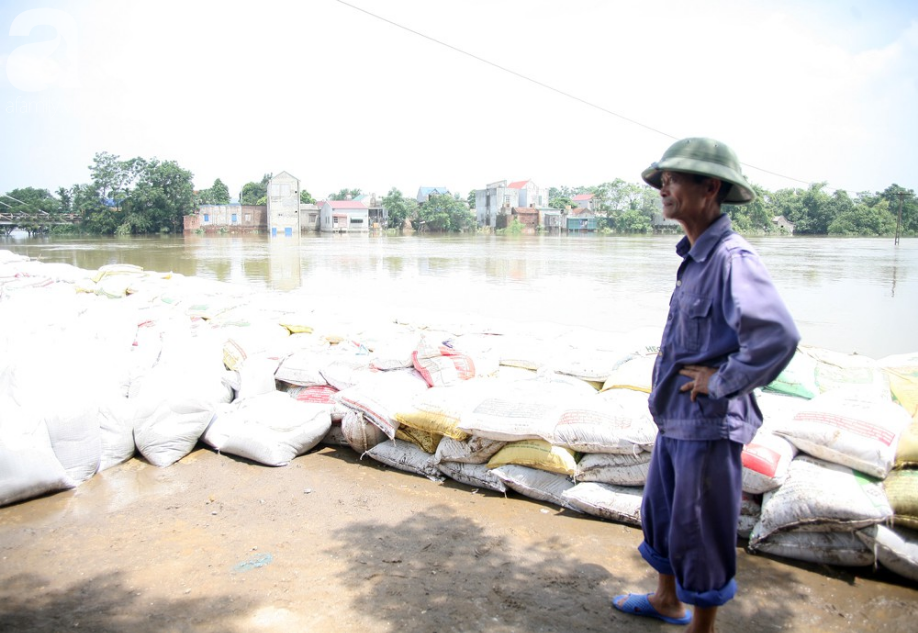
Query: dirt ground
xmin=1 ymin=444 xmax=916 ymax=633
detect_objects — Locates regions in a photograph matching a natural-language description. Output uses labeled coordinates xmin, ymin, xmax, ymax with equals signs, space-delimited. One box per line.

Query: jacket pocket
xmin=679 ymin=294 xmax=712 ymax=351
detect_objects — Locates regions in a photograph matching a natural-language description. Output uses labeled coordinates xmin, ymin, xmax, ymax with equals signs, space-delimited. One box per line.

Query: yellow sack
xmin=394 ymin=426 xmax=443 ymax=454
xmin=601 ymin=355 xmax=656 ymax=393
xmin=885 ymin=469 xmax=918 ymax=530
xmin=487 ymin=440 xmax=578 ymax=476
xmin=896 ymin=421 xmax=918 ymax=468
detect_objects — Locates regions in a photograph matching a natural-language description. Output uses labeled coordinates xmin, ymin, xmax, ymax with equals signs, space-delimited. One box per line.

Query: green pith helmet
xmin=642 ymin=137 xmax=756 ymax=204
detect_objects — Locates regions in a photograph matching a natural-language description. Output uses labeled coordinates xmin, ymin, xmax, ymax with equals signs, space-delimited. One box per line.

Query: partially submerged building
xmin=319 ymin=200 xmax=369 ymax=232
xmin=267 ymin=171 xmax=301 ymax=237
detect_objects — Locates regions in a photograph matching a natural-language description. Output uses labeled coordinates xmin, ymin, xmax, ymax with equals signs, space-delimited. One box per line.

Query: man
xmin=613 ymin=138 xmax=800 ymax=632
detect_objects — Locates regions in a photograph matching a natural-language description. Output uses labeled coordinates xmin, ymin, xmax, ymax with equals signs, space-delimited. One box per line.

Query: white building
xmin=267 ymin=171 xmax=301 ymax=237
xmin=319 ymin=200 xmax=369 ymax=232
xmin=475 ymin=179 xmax=549 ymax=228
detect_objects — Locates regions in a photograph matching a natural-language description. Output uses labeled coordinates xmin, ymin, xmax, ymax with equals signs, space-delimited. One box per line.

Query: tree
xmin=329 ymin=188 xmax=361 ymax=201
xmin=828 ymin=199 xmax=897 ymax=236
xmin=1 ymin=186 xmax=62 ymax=233
xmin=876 ymin=184 xmax=917 ymax=235
xmin=210 ymin=178 xmax=230 ymax=205
xmin=417 ymin=193 xmax=475 ymax=232
xmin=300 ymin=189 xmax=315 ymax=205
xmin=382 ymin=188 xmax=418 ymax=229
xmin=240 ymin=173 xmax=271 ymax=205
xmin=467 ymin=190 xmax=476 ymax=209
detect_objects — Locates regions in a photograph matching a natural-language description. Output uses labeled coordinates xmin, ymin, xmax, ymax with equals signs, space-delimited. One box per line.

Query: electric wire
xmin=336 ymin=0 xmax=837 ymax=192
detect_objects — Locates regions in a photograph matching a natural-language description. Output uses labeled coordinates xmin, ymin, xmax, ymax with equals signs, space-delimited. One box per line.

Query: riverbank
xmin=2 ymin=446 xmax=917 ymax=633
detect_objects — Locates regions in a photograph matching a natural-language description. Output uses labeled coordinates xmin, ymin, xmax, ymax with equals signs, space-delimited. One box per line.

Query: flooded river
xmin=2 ymin=232 xmax=916 ymax=359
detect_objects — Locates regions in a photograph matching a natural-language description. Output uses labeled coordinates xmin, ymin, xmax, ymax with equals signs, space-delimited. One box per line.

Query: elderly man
xmin=613 ymin=138 xmax=800 ymax=632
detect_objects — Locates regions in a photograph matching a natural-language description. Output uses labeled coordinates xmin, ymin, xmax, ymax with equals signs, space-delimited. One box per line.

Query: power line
xmin=336 ymin=0 xmax=833 ymax=192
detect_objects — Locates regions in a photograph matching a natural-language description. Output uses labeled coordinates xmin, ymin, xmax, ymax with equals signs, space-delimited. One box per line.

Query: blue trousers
xmin=639 ymin=436 xmax=743 ymax=608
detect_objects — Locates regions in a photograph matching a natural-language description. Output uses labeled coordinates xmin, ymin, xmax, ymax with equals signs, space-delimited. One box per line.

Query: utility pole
xmin=894 ymin=191 xmax=904 ymax=246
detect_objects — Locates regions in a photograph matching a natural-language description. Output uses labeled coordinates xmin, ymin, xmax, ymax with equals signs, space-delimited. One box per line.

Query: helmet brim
xmin=642 ymin=156 xmax=756 ymax=205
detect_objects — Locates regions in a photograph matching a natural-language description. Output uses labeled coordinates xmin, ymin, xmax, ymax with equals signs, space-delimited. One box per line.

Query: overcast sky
xmin=1 ymin=0 xmax=916 ymax=202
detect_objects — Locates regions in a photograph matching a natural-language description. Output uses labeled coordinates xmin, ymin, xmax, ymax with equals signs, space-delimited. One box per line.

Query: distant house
xmin=567 ymin=207 xmax=597 ymax=232
xmin=538 ymin=207 xmax=563 ymax=231
xmin=355 ymin=193 xmax=387 ymax=228
xmin=773 ymin=215 xmax=795 ymax=234
xmin=267 ymin=171 xmax=301 ymax=237
xmin=300 ymin=203 xmax=320 ymax=232
xmin=417 ymin=187 xmax=450 ymax=203
xmin=475 ymin=179 xmax=549 ymax=229
xmin=510 ymin=207 xmax=539 ymax=232
xmin=185 ymin=204 xmax=266 ymax=233
xmin=319 ymin=200 xmax=369 ymax=232
xmin=572 ymin=193 xmax=595 ymax=211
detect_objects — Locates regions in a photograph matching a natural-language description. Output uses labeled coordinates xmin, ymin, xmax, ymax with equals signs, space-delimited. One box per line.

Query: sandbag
xmin=394 ymin=425 xmax=442 ymax=454
xmin=487 ymin=440 xmax=578 ymax=476
xmin=764 ymin=349 xmax=818 ymax=399
xmin=742 ymin=431 xmax=797 ymax=495
xmin=133 ymin=397 xmax=215 ymax=468
xmin=895 ymin=421 xmax=918 ymax=468
xmin=98 ymin=396 xmax=136 ymax=471
xmin=336 ymin=369 xmax=430 ymax=439
xmin=772 ymin=391 xmax=911 ymax=478
xmin=321 ymin=421 xmax=349 ymax=447
xmin=202 ymin=391 xmax=331 ymax=466
xmin=396 ymin=380 xmax=503 ymax=441
xmin=491 ymin=464 xmax=578 ymax=510
xmin=437 ymin=461 xmax=506 ymax=493
xmin=412 ymin=336 xmax=476 ymax=387
xmin=0 ymin=397 xmax=73 ymax=506
xmin=575 ymin=451 xmax=651 ymax=486
xmin=433 ymin=436 xmax=506 ymax=465
xmin=857 ymin=524 xmax=918 ymax=582
xmin=41 ymin=397 xmax=102 ymax=485
xmin=341 ymin=409 xmax=387 ymax=454
xmin=753 ymin=456 xmax=893 ymax=543
xmin=552 ymin=389 xmax=656 ymax=454
xmin=365 ymin=439 xmax=443 ymax=480
xmin=884 ymin=469 xmax=918 ymax=530
xmin=561 ymin=481 xmax=643 ymax=526
xmin=749 ymin=528 xmax=874 ymax=567
xmin=275 ymin=349 xmax=329 ymax=387
xmin=600 ymin=354 xmax=656 ymax=394
xmin=802 ymin=346 xmax=891 ymax=402
xmin=234 ymin=355 xmax=280 ymax=401
xmin=738 ymin=493 xmax=762 ymax=539
xmin=877 ymin=352 xmax=918 ymax=421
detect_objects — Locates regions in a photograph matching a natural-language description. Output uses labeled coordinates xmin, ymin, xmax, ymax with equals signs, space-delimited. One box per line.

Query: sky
xmin=1 ymin=0 xmax=916 ymax=202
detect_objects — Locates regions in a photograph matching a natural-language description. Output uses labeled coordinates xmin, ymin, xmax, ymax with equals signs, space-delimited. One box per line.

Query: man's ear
xmin=706 ymin=178 xmax=723 ymax=200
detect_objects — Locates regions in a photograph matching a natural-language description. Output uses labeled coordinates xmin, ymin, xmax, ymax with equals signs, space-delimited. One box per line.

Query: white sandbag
xmin=764 ymin=349 xmax=819 ymax=399
xmin=437 ymin=461 xmax=507 ymax=493
xmin=235 ymin=355 xmax=280 ymax=401
xmin=133 ymin=397 xmax=215 ymax=467
xmin=755 ymin=391 xmax=810 ymax=433
xmin=441 ymin=333 xmax=501 ymax=378
xmin=98 ymin=396 xmax=136 ymax=471
xmin=738 ymin=493 xmax=762 ymax=539
xmin=561 ymin=481 xmax=643 ymax=526
xmin=749 ymin=527 xmax=874 ymax=567
xmin=802 ymin=346 xmax=891 ymax=402
xmin=753 ymin=455 xmax=893 ymax=543
xmin=337 ymin=369 xmax=429 ymax=439
xmin=434 ymin=436 xmax=506 ymax=465
xmin=551 ymin=347 xmax=630 ymax=383
xmin=221 ymin=322 xmax=290 ymax=371
xmin=575 ymin=452 xmax=651 ymax=486
xmin=412 ymin=335 xmax=476 ymax=387
xmin=457 ymin=380 xmax=584 ymax=442
xmin=397 ymin=379 xmax=504 ymax=441
xmin=202 ymin=391 xmax=331 ymax=466
xmin=741 ymin=431 xmax=797 ymax=495
xmin=41 ymin=397 xmax=102 ymax=485
xmin=491 ymin=464 xmax=578 ymax=510
xmin=365 ymin=439 xmax=443 ymax=480
xmin=552 ymin=389 xmax=656 ymax=454
xmin=0 ymin=396 xmax=73 ymax=506
xmin=275 ymin=349 xmax=330 ymax=387
xmin=857 ymin=524 xmax=918 ymax=582
xmin=772 ymin=392 xmax=911 ymax=478
xmin=341 ymin=409 xmax=387 ymax=454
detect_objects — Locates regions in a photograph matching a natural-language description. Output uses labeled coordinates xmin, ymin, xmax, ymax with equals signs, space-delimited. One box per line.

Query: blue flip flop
xmin=612 ymin=593 xmax=692 ymax=625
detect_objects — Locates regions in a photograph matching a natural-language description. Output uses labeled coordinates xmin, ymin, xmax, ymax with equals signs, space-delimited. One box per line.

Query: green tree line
xmin=3 ymin=152 xmax=915 ymax=236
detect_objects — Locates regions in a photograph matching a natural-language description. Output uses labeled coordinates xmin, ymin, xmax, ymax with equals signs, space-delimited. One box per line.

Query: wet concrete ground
xmin=1 ymin=446 xmax=916 ymax=633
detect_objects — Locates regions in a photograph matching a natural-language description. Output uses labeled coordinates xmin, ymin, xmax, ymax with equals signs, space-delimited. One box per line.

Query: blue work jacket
xmin=648 ymin=214 xmax=800 ymax=444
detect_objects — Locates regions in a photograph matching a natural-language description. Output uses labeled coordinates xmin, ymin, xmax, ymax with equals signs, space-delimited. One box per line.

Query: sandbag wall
xmin=2 ymin=250 xmax=916 ymax=585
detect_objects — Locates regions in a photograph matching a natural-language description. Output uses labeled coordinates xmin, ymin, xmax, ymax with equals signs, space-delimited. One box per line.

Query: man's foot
xmin=612 ymin=592 xmax=692 ymax=625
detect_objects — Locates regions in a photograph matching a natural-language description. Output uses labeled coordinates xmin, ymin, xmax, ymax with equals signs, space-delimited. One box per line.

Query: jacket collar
xmin=675 ymin=213 xmax=733 ymax=262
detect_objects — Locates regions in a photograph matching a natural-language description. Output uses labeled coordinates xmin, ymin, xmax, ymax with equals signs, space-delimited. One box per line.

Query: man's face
xmin=659 ymin=171 xmax=710 ymax=221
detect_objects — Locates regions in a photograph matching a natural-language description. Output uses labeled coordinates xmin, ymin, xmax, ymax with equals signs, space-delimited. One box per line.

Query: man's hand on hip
xmin=678 ymin=365 xmax=718 ymax=402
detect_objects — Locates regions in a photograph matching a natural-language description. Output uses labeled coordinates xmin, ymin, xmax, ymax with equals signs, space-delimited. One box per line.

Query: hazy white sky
xmin=1 ymin=0 xmax=916 ymax=202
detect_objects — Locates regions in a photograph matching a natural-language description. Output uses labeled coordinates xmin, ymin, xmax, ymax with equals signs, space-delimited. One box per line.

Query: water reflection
xmin=2 ymin=233 xmax=916 ymax=358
